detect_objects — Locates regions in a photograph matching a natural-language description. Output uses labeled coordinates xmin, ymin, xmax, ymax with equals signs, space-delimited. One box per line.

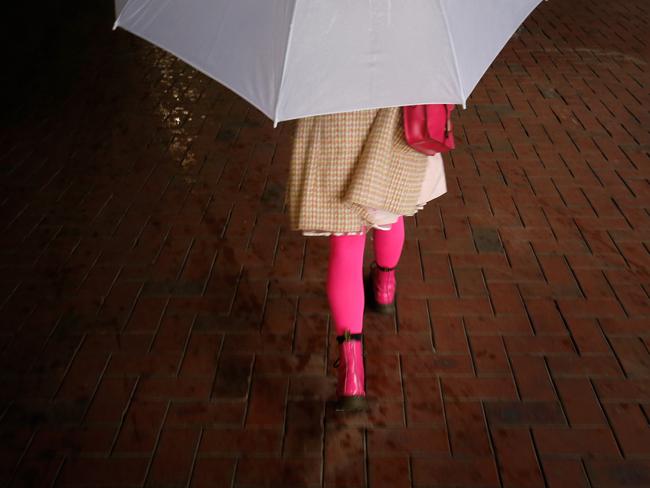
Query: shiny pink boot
xmin=370 ymin=261 xmax=396 ymax=314
xmin=333 ymin=330 xmax=368 ymax=412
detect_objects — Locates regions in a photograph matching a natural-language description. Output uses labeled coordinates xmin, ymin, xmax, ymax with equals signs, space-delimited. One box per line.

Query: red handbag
xmin=403 ymin=104 xmax=456 ymax=155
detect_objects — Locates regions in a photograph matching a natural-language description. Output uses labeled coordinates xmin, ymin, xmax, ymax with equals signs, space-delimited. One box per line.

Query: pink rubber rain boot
xmin=370 ymin=261 xmax=397 ymax=314
xmin=333 ymin=330 xmax=368 ymax=411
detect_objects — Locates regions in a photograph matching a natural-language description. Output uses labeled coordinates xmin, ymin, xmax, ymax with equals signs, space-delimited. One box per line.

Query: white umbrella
xmin=114 ymin=0 xmax=542 ymax=126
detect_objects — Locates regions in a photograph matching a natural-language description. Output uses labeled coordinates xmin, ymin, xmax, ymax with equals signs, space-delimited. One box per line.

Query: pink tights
xmin=326 ymin=216 xmax=405 ymax=335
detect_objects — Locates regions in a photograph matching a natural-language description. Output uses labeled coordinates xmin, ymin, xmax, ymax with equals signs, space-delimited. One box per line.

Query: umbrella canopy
xmin=114 ymin=0 xmax=542 ymax=126
xmin=114 ymin=0 xmax=129 ymax=17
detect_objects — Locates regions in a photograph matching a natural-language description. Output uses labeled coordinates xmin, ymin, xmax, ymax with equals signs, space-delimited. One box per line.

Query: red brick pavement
xmin=1 ymin=1 xmax=648 ymax=487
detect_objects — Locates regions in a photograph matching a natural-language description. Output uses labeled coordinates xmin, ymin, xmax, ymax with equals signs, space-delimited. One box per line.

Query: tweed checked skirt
xmin=286 ymin=106 xmax=448 ymax=236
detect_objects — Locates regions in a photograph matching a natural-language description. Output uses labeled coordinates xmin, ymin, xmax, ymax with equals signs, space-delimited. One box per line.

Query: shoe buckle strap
xmin=336 ymin=331 xmax=363 ymax=344
xmin=372 ymin=261 xmax=396 ymax=273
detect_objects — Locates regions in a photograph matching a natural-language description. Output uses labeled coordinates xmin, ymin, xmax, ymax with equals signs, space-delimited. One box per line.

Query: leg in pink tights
xmin=373 ymin=215 xmax=405 ymax=268
xmin=327 ymin=232 xmax=366 ymax=335
xmin=328 ymin=232 xmax=369 ymax=410
xmin=369 ymin=216 xmax=405 ymax=310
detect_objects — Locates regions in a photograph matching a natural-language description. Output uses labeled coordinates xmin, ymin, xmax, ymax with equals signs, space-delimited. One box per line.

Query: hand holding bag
xmin=403 ymin=104 xmax=456 ymax=155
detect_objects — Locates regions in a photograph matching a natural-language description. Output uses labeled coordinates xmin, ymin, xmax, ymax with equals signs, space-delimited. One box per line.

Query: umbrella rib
xmin=274 ymin=0 xmax=301 ymax=127
xmin=438 ymin=0 xmax=466 ymax=108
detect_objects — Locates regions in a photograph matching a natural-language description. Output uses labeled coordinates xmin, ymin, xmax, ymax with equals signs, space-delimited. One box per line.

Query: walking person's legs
xmin=326 ymin=232 xmax=368 ymax=411
xmin=370 ymin=215 xmax=405 ymax=312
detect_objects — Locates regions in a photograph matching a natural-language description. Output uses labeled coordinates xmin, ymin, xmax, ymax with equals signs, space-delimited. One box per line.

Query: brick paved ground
xmin=1 ymin=1 xmax=648 ymax=487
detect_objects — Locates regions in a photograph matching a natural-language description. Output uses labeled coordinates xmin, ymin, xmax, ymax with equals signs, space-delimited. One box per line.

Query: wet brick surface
xmin=0 ymin=0 xmax=648 ymax=487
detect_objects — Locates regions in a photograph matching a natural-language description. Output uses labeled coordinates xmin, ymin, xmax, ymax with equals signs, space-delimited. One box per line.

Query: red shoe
xmin=333 ymin=330 xmax=368 ymax=412
xmin=370 ymin=261 xmax=396 ymax=314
